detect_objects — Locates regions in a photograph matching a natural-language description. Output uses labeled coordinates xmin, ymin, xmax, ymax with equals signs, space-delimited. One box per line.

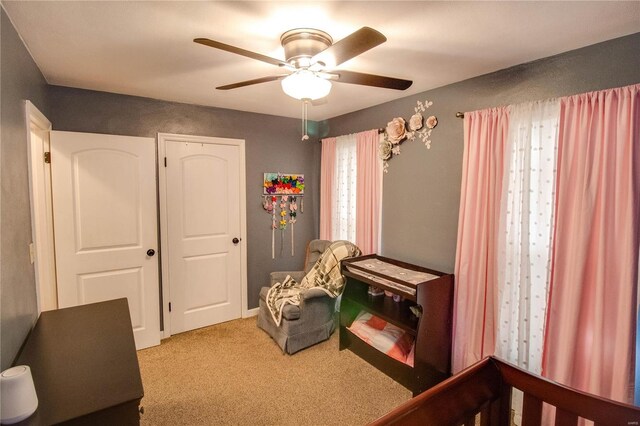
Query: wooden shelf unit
xmin=339 ymin=254 xmax=454 ymax=396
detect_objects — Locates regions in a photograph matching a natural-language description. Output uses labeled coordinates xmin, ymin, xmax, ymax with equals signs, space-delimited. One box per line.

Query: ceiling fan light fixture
xmin=281 ymin=70 xmax=332 ymax=101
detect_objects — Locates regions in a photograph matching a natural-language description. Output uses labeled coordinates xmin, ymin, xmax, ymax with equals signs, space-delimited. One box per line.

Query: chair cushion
xmin=304 ymin=240 xmax=332 ymax=273
xmin=259 ymin=286 xmax=300 ymax=321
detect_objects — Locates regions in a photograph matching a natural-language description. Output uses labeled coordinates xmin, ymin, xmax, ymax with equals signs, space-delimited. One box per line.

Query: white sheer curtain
xmin=496 ymin=98 xmax=560 ymax=371
xmin=496 ymin=99 xmax=560 ymax=425
xmin=332 ymin=133 xmax=357 ymax=242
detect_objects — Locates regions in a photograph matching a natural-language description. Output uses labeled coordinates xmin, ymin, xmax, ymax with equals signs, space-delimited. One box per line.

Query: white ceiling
xmin=3 ymin=1 xmax=639 ymax=121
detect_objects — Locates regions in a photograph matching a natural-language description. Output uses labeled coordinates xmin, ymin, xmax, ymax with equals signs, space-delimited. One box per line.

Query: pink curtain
xmin=319 ymin=137 xmax=336 ymax=240
xmin=452 ymin=108 xmax=510 ymax=373
xmin=355 ymin=130 xmax=382 ymax=254
xmin=543 ymin=84 xmax=640 ymax=403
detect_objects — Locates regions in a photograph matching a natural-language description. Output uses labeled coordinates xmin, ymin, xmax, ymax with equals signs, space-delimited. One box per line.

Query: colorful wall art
xmin=263 ymin=173 xmax=305 ymax=259
xmin=263 ymin=173 xmax=305 ymax=195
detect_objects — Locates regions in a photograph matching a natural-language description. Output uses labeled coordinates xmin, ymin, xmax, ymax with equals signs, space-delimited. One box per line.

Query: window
xmin=320 ymin=129 xmax=382 ymax=254
xmin=331 ymin=134 xmax=357 ymax=242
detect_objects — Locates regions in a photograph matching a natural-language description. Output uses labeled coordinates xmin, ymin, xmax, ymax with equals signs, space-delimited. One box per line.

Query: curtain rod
xmin=319 ymin=128 xmax=384 ymax=142
xmin=321 ymin=118 xmax=459 ymax=144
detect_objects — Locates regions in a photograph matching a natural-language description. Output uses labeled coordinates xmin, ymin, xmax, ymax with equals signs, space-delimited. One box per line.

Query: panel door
xmin=165 ymin=139 xmax=242 ymax=334
xmin=51 ymin=131 xmax=160 ymax=350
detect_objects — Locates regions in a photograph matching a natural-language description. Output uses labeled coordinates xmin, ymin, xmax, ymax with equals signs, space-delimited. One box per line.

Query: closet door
xmin=159 ymin=134 xmax=245 ymax=335
xmin=51 ymin=131 xmax=160 ymax=350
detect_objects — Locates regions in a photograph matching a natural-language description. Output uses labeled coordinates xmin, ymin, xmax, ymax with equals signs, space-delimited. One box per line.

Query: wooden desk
xmin=14 ymin=299 xmax=143 ymax=425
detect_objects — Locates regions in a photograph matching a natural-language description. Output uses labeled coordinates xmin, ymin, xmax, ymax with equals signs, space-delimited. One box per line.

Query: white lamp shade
xmin=1 ymin=366 xmax=38 ymax=424
xmin=281 ymin=70 xmax=332 ymax=100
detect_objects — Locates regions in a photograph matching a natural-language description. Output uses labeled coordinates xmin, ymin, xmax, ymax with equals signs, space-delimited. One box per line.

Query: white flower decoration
xmin=379 ymin=139 xmax=393 ymax=160
xmin=409 ymin=113 xmax=423 ymax=131
xmin=385 ymin=117 xmax=406 ymax=144
xmin=381 ymin=100 xmax=437 ymax=172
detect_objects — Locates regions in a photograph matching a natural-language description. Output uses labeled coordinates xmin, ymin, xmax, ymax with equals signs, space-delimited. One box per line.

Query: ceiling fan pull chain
xmin=301 ymin=100 xmax=310 ymax=141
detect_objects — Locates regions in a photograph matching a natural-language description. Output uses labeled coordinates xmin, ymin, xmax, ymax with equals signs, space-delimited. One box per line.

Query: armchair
xmin=257 ymin=239 xmax=337 ymax=354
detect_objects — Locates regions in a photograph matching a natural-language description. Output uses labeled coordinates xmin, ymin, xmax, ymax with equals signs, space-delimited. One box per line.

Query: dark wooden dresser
xmin=13 ymin=298 xmax=143 ymax=425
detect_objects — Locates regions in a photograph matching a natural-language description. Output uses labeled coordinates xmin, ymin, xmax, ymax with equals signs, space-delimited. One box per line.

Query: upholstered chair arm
xmin=302 ymin=288 xmax=332 ymax=301
xmin=269 ymin=271 xmax=305 ymax=286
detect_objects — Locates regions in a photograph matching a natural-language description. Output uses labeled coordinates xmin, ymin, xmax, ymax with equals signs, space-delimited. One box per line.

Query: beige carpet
xmin=137 ymin=317 xmax=412 ymax=425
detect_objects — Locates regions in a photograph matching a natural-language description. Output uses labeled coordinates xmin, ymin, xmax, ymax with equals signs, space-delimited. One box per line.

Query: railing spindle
xmin=522 ymin=393 xmax=543 ymax=426
xmin=554 ymin=408 xmax=578 ymax=426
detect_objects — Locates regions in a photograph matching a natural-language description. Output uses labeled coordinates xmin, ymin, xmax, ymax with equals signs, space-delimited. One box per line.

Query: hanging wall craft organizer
xmin=262 ymin=173 xmax=305 ymax=259
xmin=380 ymin=99 xmax=438 ymax=173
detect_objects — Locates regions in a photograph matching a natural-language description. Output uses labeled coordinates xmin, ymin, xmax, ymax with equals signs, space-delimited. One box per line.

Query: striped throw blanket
xmin=266 ymin=240 xmax=360 ymax=326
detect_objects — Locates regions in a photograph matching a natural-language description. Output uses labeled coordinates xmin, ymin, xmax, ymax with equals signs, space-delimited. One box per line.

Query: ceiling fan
xmin=193 ymin=26 xmax=413 ymax=101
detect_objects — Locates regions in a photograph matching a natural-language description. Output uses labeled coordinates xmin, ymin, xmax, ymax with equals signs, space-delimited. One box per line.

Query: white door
xmin=159 ymin=134 xmax=244 ymax=335
xmin=51 ymin=131 xmax=160 ymax=350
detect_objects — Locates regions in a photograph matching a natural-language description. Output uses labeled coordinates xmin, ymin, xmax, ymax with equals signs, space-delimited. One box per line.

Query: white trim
xmin=238 ymin=141 xmax=249 ymax=319
xmin=243 ymin=307 xmax=259 ymax=318
xmin=156 ymin=133 xmax=248 ymax=338
xmin=157 ymin=135 xmax=171 ymax=338
xmin=377 ymin=132 xmax=384 ymax=254
xmin=25 ymin=101 xmax=56 ymax=313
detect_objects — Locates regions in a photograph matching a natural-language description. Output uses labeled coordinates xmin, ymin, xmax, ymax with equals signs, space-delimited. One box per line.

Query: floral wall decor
xmin=263 ymin=172 xmax=305 ymax=195
xmin=380 ymin=99 xmax=438 ymax=172
xmin=262 ymin=173 xmax=304 ymax=258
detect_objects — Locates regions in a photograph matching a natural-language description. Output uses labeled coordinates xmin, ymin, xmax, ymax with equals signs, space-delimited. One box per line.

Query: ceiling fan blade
xmin=333 ymin=70 xmax=413 ymax=90
xmin=216 ymin=75 xmax=288 ymax=90
xmin=194 ymin=38 xmax=289 ymax=68
xmin=311 ymin=27 xmax=386 ymax=68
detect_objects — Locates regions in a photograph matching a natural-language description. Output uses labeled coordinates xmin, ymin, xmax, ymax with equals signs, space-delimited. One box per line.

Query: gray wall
xmin=1 ymin=8 xmax=51 ymax=370
xmin=2 ymin=6 xmax=638 ymax=368
xmin=47 ymin=86 xmax=321 ymax=317
xmin=324 ymin=33 xmax=640 ymax=274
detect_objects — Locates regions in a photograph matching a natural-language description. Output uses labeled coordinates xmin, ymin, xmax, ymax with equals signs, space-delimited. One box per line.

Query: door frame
xmin=25 ymin=101 xmax=57 ymax=313
xmin=157 ymin=133 xmax=248 ymax=339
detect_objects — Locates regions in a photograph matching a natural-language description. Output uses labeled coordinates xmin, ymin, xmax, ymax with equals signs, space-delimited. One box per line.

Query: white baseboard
xmin=243 ymin=307 xmax=259 ymax=318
